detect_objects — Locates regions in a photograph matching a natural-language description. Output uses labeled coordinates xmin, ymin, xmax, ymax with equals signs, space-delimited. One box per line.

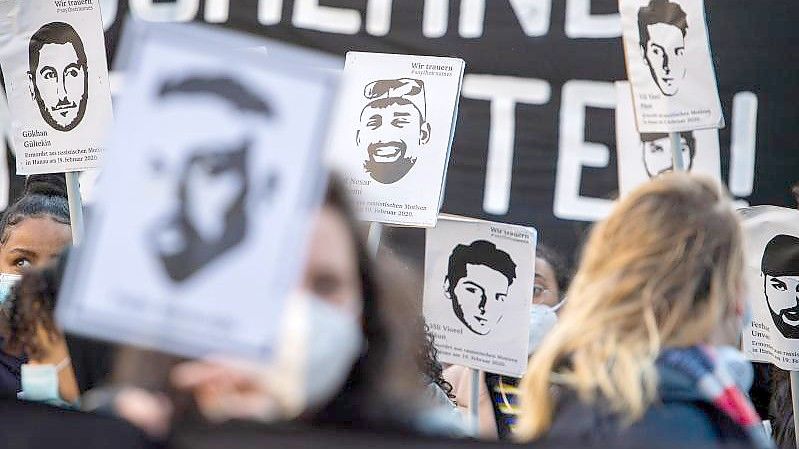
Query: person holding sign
xmin=169 ymin=180 xmax=443 ymax=435
xmin=518 ymin=174 xmax=771 ymax=449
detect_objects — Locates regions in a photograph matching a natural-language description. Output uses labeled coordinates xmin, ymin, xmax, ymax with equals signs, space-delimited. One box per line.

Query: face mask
xmin=716 ymin=346 xmax=754 ymax=393
xmin=528 ymin=301 xmax=561 ymax=355
xmin=19 ymin=357 xmax=70 ymax=403
xmin=0 ymin=273 xmax=22 ymax=304
xmin=259 ymin=292 xmax=364 ymax=419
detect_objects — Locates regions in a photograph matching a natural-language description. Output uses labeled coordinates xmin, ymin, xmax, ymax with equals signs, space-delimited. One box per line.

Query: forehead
xmin=360 ymin=101 xmax=420 ymax=120
xmin=148 ymin=94 xmax=253 ymax=143
xmin=461 ymin=263 xmax=508 ymax=285
xmin=37 ymin=43 xmax=79 ymax=65
xmin=646 ymin=23 xmax=685 ymax=43
xmin=535 ymin=257 xmax=556 ymax=284
xmin=4 ymin=216 xmax=71 ymax=251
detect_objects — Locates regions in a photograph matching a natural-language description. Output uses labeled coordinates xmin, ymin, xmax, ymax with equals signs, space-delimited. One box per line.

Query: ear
xmin=27 ymin=71 xmax=35 ymax=100
xmin=355 ymin=129 xmax=360 ymax=146
xmin=419 ymin=122 xmax=431 ymax=145
xmin=443 ymin=277 xmax=451 ymax=298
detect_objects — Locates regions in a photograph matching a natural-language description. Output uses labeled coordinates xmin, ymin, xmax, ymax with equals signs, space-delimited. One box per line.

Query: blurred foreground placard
xmin=57 ymin=21 xmax=339 ymax=361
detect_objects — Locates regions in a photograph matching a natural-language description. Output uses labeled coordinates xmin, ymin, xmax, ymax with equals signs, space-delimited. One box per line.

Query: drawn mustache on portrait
xmin=52 ymin=98 xmax=77 ymax=114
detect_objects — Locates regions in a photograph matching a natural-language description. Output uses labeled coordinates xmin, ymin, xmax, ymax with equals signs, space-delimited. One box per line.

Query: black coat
xmin=538 ymin=364 xmax=753 ymax=449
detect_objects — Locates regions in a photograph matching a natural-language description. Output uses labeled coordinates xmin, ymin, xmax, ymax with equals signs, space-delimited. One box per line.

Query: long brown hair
xmin=518 ymin=174 xmax=744 ymax=439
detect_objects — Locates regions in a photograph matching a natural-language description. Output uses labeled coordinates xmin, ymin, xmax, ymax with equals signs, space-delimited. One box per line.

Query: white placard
xmin=328 ymin=52 xmax=465 ymax=228
xmin=56 ymin=22 xmax=339 ymax=361
xmin=615 ymin=81 xmax=720 ymax=195
xmin=741 ymin=206 xmax=799 ymax=370
xmin=619 ymin=0 xmax=723 ymax=133
xmin=423 ymin=215 xmax=536 ymax=376
xmin=0 ymin=0 xmax=113 ymax=174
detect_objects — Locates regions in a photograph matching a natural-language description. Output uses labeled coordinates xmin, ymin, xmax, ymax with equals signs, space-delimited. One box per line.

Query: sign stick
xmin=367 ymin=222 xmax=383 ymax=257
xmin=470 ymin=368 xmax=480 ymax=436
xmin=669 ymin=132 xmax=686 ymax=172
xmin=791 ymin=371 xmax=799 ymax=448
xmin=65 ymin=171 xmax=85 ymax=245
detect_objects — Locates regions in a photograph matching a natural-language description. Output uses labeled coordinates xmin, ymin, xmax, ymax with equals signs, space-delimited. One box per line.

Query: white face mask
xmin=259 ymin=292 xmax=364 ymax=419
xmin=0 ymin=273 xmax=22 ymax=304
xmin=19 ymin=357 xmax=70 ymax=403
xmin=528 ymin=301 xmax=562 ymax=355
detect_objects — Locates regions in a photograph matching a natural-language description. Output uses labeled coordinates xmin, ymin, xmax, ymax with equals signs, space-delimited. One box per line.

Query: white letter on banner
xmin=423 ymin=0 xmax=449 ymax=38
xmin=258 ymin=0 xmax=283 ymax=25
xmin=366 ymin=0 xmax=392 ymax=36
xmin=204 ymin=0 xmax=229 ymax=23
xmin=462 ymin=75 xmax=551 ymax=215
xmin=293 ymin=0 xmax=361 ymax=34
xmin=554 ymin=80 xmax=615 ymax=221
xmin=565 ymin=0 xmax=620 ymax=38
xmin=509 ymin=0 xmax=551 ymax=36
xmin=129 ymin=0 xmax=199 ymax=22
xmin=100 ymin=0 xmax=119 ymax=30
xmin=728 ymin=92 xmax=758 ymax=199
xmin=459 ymin=0 xmax=485 ymax=38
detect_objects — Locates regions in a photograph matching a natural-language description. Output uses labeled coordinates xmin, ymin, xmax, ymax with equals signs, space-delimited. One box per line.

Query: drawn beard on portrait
xmin=362 ymin=140 xmax=417 ymax=184
xmin=152 ymin=142 xmax=250 ymax=283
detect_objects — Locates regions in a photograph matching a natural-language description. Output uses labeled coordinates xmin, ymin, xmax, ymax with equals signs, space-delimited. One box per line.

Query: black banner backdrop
xmin=6 ymin=0 xmax=798 ymax=262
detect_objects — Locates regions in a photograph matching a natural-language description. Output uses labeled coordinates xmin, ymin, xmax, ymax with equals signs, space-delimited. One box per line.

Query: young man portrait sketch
xmin=146 ymin=75 xmax=275 ymax=282
xmin=444 ymin=240 xmax=517 ymax=336
xmin=640 ymin=131 xmax=696 ymax=178
xmin=356 ymin=78 xmax=431 ymax=184
xmin=762 ymin=234 xmax=799 ymax=339
xmin=27 ymin=21 xmax=89 ymax=132
xmin=638 ymin=0 xmax=688 ymax=97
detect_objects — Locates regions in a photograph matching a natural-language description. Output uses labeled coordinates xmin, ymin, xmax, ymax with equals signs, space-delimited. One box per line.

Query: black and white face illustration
xmin=356 ymin=78 xmax=431 ymax=184
xmin=637 ymin=0 xmax=688 ymax=97
xmin=145 ymin=76 xmax=274 ymax=282
xmin=762 ymin=234 xmax=799 ymax=339
xmin=444 ymin=240 xmax=517 ymax=336
xmin=640 ymin=131 xmax=695 ymax=177
xmin=27 ymin=22 xmax=89 ymax=132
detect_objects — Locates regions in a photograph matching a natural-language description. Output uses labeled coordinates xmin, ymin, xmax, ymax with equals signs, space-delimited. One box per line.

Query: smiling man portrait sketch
xmin=356 ymin=78 xmax=431 ymax=184
xmin=27 ymin=21 xmax=89 ymax=132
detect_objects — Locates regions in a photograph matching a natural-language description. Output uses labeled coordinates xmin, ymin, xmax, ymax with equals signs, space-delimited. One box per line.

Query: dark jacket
xmin=540 ymin=363 xmax=752 ymax=449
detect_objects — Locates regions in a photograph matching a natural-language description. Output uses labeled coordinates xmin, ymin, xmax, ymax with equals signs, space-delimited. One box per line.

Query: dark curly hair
xmin=3 ymin=249 xmax=68 ymax=359
xmin=419 ymin=321 xmax=454 ymax=401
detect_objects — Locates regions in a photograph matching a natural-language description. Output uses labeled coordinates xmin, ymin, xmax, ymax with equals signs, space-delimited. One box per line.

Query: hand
xmin=171 ymin=359 xmax=284 ymax=423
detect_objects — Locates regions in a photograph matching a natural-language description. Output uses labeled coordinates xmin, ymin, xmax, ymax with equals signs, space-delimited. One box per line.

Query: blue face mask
xmin=0 ymin=273 xmax=22 ymax=304
xmin=19 ymin=357 xmax=71 ymax=406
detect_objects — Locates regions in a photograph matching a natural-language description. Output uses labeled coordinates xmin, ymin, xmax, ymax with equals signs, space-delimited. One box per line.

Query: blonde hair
xmin=518 ymin=174 xmax=744 ymax=440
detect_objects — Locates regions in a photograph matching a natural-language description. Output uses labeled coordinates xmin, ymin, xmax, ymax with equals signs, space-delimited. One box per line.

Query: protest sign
xmin=328 ymin=52 xmax=465 ymax=227
xmin=740 ymin=206 xmax=799 ymax=370
xmin=423 ymin=215 xmax=535 ymax=376
xmin=615 ymin=81 xmax=720 ymax=195
xmin=57 ymin=21 xmax=339 ymax=360
xmin=619 ymin=0 xmax=723 ymax=133
xmin=0 ymin=0 xmax=113 ymax=175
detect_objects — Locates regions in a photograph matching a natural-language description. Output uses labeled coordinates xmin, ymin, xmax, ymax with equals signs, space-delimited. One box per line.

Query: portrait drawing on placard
xmin=444 ymin=240 xmax=517 ymax=336
xmin=638 ymin=0 xmax=688 ymax=97
xmin=761 ymin=234 xmax=799 ymax=339
xmin=356 ymin=78 xmax=431 ymax=184
xmin=640 ymin=131 xmax=695 ymax=178
xmin=146 ymin=75 xmax=275 ymax=282
xmin=27 ymin=22 xmax=89 ymax=132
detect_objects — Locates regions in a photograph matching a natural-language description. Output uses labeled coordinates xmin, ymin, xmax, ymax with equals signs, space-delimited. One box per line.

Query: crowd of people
xmin=0 ymin=171 xmax=795 ymax=449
